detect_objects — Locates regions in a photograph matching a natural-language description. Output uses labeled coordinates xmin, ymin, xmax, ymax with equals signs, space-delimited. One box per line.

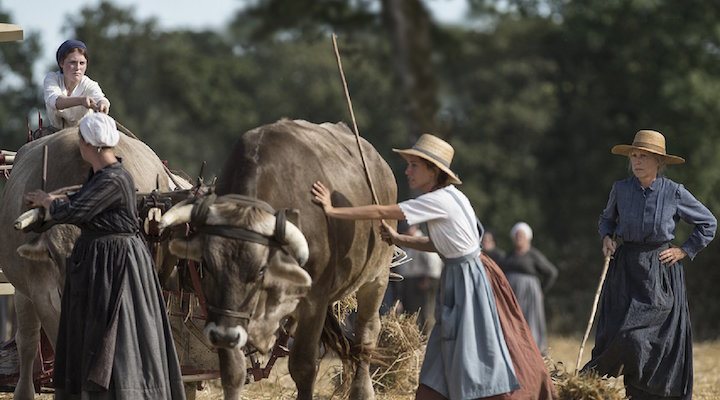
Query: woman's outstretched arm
xmin=312 ymin=181 xmax=405 ymax=220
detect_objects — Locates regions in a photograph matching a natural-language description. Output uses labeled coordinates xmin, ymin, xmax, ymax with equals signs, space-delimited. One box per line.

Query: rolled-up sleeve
xmin=43 ymin=72 xmax=62 ymax=112
xmin=598 ymin=182 xmax=618 ymax=240
xmin=85 ymin=79 xmax=110 ymax=108
xmin=676 ymin=185 xmax=717 ymax=260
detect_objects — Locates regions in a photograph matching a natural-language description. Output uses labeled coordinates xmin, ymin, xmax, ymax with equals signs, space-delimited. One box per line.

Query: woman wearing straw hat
xmin=312 ymin=134 xmax=554 ymax=400
xmin=43 ymin=39 xmax=110 ymax=132
xmin=582 ymin=130 xmax=716 ymax=400
xmin=25 ymin=114 xmax=184 ymax=399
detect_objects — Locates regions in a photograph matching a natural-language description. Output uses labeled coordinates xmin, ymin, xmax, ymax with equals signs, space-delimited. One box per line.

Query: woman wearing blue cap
xmin=43 ymin=39 xmax=110 ymax=130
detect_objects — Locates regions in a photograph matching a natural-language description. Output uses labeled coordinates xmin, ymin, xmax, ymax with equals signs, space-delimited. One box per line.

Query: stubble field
xmin=2 ymin=337 xmax=718 ymax=399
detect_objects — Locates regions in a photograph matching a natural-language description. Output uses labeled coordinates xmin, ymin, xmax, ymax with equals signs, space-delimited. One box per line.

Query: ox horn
xmin=14 ymin=208 xmax=47 ymax=231
xmin=158 ymin=200 xmax=194 ymax=231
xmin=282 ymin=219 xmax=310 ymax=266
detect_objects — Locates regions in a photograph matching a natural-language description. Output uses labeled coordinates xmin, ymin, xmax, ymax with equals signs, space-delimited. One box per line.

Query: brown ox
xmin=0 ymin=128 xmax=186 ymax=399
xmin=160 ymin=119 xmax=397 ymax=399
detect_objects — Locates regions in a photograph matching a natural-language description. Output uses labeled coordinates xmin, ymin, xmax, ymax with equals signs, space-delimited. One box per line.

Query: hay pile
xmin=546 ymin=359 xmax=625 ymax=400
xmin=329 ymin=297 xmax=426 ymax=396
xmin=370 ymin=306 xmax=426 ymax=394
xmin=333 ymin=293 xmax=358 ymax=323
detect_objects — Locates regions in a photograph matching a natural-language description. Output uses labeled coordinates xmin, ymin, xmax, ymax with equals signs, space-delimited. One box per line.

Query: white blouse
xmin=398 ymin=185 xmax=480 ymax=258
xmin=43 ymin=71 xmax=109 ymax=128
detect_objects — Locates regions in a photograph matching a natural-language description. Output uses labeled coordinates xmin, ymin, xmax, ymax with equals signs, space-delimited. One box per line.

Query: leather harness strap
xmin=189 ymin=192 xmax=289 ymax=247
xmin=184 ymin=192 xmax=295 ymax=321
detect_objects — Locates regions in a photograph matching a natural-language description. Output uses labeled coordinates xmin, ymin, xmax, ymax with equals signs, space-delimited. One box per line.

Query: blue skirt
xmin=419 ymin=249 xmax=519 ymax=400
xmin=583 ymin=242 xmax=692 ymax=399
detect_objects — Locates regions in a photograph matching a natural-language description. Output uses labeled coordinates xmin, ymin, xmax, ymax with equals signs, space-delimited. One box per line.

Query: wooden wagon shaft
xmin=0 ymin=151 xmax=14 ymax=166
xmin=0 ymin=269 xmax=14 ymax=295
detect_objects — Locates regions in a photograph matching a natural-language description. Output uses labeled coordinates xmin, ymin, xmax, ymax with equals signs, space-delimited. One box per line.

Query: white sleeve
xmin=398 ymin=191 xmax=448 ymax=226
xmin=82 ymin=77 xmax=110 ymax=107
xmin=43 ymin=72 xmax=63 ymax=112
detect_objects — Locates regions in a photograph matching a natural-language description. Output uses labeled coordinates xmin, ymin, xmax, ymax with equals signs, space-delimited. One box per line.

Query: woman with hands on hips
xmin=583 ymin=130 xmax=716 ymax=400
xmin=312 ymin=134 xmax=554 ymax=400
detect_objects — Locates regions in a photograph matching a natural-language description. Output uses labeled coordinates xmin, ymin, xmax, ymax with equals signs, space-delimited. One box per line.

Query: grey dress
xmin=501 ymin=247 xmax=557 ymax=354
xmin=50 ymin=163 xmax=185 ymax=400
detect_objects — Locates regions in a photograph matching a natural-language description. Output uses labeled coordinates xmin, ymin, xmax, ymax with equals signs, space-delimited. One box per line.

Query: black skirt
xmin=582 ymin=242 xmax=692 ymax=400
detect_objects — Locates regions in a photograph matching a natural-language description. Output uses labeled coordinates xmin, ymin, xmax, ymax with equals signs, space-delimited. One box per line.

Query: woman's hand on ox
xmin=602 ymin=235 xmax=616 ymax=258
xmin=659 ymin=247 xmax=687 ymax=266
xmin=311 ymin=181 xmax=333 ymax=213
xmin=24 ymin=190 xmax=53 ymax=209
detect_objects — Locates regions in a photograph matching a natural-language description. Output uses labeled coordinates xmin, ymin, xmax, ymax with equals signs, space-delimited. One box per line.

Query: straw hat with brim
xmin=393 ymin=134 xmax=462 ymax=185
xmin=611 ymin=129 xmax=685 ymax=165
xmin=0 ymin=23 xmax=23 ymax=42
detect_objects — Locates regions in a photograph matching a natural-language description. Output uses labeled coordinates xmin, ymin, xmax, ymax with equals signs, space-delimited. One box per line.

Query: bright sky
xmin=3 ymin=0 xmax=467 ymax=79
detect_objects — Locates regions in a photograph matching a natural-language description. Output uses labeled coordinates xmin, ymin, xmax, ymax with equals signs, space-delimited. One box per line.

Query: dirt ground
xmin=2 ymin=336 xmax=719 ymax=399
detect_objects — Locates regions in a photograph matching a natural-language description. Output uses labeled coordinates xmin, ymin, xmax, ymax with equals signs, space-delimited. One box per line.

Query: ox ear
xmin=168 ymin=236 xmax=203 ymax=261
xmin=17 ymin=236 xmax=51 ymax=261
xmin=264 ymin=250 xmax=312 ymax=300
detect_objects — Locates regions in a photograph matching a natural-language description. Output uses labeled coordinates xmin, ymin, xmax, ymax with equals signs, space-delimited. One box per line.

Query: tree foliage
xmin=2 ymin=0 xmax=720 ymax=336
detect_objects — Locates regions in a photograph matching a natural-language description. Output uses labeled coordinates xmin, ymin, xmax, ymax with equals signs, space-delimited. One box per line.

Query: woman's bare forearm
xmin=392 ymin=233 xmax=437 ymax=252
xmin=325 ymin=204 xmax=405 ymax=220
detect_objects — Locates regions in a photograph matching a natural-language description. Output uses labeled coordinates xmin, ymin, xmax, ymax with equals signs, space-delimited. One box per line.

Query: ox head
xmin=15 ymin=224 xmax=81 ymax=291
xmin=159 ymin=195 xmax=311 ymax=353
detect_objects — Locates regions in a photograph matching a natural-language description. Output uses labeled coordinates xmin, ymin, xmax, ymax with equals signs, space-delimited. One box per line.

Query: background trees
xmin=2 ymin=0 xmax=720 ymax=337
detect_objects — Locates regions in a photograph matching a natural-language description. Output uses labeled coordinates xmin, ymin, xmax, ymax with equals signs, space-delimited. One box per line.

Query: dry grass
xmin=2 ymin=336 xmax=719 ymax=399
xmin=369 ymin=308 xmax=425 ymax=394
xmin=332 ymin=294 xmax=358 ymax=323
xmin=547 ymin=336 xmax=720 ymax=400
xmin=545 ymin=358 xmax=624 ymax=400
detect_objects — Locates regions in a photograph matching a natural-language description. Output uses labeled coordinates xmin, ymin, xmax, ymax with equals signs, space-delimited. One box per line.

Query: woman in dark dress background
xmin=582 ymin=130 xmax=716 ymax=400
xmin=25 ymin=113 xmax=185 ymax=399
xmin=501 ymin=221 xmax=557 ymax=355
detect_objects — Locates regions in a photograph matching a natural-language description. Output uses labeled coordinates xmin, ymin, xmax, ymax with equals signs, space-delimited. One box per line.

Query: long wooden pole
xmin=331 ymin=33 xmax=380 ymax=206
xmin=575 ymin=254 xmax=612 ymax=373
xmin=42 ymin=145 xmax=48 ymax=191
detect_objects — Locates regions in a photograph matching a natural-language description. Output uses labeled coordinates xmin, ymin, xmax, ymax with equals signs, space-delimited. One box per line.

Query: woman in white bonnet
xmin=25 ymin=113 xmax=185 ymax=399
xmin=502 ymin=222 xmax=558 ymax=355
xmin=312 ymin=134 xmax=554 ymax=399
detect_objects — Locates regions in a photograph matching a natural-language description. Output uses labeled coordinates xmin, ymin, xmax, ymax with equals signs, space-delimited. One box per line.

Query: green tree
xmin=0 ymin=7 xmax=42 ymax=151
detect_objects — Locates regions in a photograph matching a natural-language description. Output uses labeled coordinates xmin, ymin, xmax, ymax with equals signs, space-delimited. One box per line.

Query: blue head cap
xmin=56 ymin=39 xmax=87 ymax=68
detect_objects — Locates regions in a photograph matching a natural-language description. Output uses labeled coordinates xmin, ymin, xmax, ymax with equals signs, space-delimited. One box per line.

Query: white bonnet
xmin=79 ymin=113 xmax=118 ymax=148
xmin=510 ymin=222 xmax=533 ymax=241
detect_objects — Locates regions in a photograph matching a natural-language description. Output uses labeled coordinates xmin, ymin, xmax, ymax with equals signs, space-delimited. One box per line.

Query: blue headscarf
xmin=56 ymin=39 xmax=87 ymax=68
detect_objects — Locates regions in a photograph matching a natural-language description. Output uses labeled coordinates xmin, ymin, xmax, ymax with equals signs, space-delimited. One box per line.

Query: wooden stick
xmin=331 ymin=33 xmax=380 ymax=206
xmin=42 ymin=145 xmax=48 ymax=191
xmin=575 ymin=254 xmax=612 ymax=374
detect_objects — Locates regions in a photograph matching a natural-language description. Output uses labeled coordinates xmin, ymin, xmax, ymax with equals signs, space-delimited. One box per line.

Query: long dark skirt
xmin=582 ymin=242 xmax=692 ymax=400
xmin=54 ymin=234 xmax=185 ymax=400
